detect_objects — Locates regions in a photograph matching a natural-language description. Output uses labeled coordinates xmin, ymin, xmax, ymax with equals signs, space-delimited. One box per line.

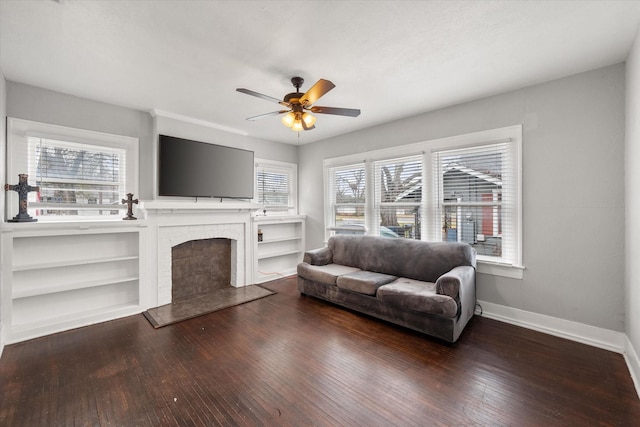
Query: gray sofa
xmin=297 ymin=235 xmax=477 ymax=343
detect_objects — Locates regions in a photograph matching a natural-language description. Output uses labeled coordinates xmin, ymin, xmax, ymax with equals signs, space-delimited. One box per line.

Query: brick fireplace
xmin=140 ymin=201 xmax=258 ymax=307
xmin=171 ymin=238 xmax=231 ymax=302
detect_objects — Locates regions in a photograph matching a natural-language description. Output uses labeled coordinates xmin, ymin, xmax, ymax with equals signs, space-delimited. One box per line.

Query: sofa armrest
xmin=435 ymin=266 xmax=475 ymax=300
xmin=303 ymin=247 xmax=333 ymax=266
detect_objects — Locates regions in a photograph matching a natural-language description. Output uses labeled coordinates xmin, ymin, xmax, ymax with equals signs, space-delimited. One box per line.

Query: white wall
xmin=299 ymin=64 xmax=626 ymax=332
xmin=625 ymin=27 xmax=640 ymax=392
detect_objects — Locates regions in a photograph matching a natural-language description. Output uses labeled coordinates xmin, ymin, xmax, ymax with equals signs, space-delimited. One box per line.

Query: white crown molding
xmin=150 ymin=109 xmax=248 ymax=136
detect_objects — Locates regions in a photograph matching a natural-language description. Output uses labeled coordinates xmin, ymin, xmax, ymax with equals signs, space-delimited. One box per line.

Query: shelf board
xmin=255 ymin=268 xmax=297 ymax=284
xmin=12 ymin=276 xmax=139 ymax=299
xmin=252 ymin=215 xmax=305 ymax=223
xmin=258 ymin=236 xmax=302 ymax=245
xmin=13 ymin=255 xmax=139 ymax=272
xmin=257 ymin=249 xmax=302 ymax=260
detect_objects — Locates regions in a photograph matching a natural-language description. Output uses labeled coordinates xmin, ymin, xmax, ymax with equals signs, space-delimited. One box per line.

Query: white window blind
xmin=256 ymin=166 xmax=292 ymax=211
xmin=323 ymin=126 xmax=522 ymax=276
xmin=6 ymin=118 xmax=138 ymax=222
xmin=433 ymin=141 xmax=517 ymax=264
xmin=254 ymin=160 xmax=297 ymax=214
xmin=328 ymin=163 xmax=366 ymax=234
xmin=26 ymin=137 xmax=127 ymax=217
xmin=373 ymin=155 xmax=423 ymax=239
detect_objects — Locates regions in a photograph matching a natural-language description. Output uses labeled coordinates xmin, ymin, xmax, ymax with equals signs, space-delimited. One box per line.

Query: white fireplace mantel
xmin=141 ymin=199 xmax=259 ymax=306
xmin=139 ymin=200 xmax=262 ymax=216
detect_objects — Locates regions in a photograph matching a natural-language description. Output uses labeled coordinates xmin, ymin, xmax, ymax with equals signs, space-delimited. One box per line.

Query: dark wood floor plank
xmin=1 ymin=276 xmax=639 ymax=426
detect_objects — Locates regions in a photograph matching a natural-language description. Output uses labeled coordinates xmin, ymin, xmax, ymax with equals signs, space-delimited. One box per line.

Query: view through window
xmin=6 ymin=118 xmax=138 ymax=222
xmin=28 ymin=137 xmax=126 ymax=218
xmin=324 ymin=126 xmax=522 ymax=268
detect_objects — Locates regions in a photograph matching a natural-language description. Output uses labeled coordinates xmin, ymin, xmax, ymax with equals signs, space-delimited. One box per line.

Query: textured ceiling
xmin=1 ymin=1 xmax=640 ymax=144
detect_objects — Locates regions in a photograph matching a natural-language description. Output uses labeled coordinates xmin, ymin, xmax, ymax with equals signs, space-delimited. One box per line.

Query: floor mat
xmin=143 ymin=285 xmax=276 ymax=328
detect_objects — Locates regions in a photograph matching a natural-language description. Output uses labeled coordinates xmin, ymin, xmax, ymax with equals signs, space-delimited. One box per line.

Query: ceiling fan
xmin=236 ymin=77 xmax=361 ymax=132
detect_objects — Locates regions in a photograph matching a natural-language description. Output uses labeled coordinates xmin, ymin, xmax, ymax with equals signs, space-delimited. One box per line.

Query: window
xmin=373 ymin=155 xmax=423 ymax=239
xmin=6 ymin=118 xmax=138 ymax=221
xmin=433 ymin=142 xmax=517 ymax=265
xmin=323 ymin=125 xmax=522 ymax=278
xmin=326 ymin=163 xmax=366 ymax=234
xmin=255 ymin=159 xmax=297 ymax=214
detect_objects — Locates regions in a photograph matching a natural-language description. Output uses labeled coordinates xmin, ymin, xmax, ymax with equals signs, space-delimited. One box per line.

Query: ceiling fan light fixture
xmin=238 ymin=76 xmax=360 ymax=133
xmin=302 ymin=112 xmax=316 ymax=127
xmin=290 ymin=118 xmax=304 ymax=132
xmin=281 ymin=112 xmax=296 ymax=127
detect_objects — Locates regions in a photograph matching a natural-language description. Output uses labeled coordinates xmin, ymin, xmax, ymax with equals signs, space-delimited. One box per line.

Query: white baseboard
xmin=624 ymin=336 xmax=640 ymax=399
xmin=478 ymin=300 xmax=640 ymax=399
xmin=478 ymin=300 xmax=626 ymax=353
xmin=6 ymin=304 xmax=143 ymax=345
xmin=0 ymin=323 xmax=4 ymax=359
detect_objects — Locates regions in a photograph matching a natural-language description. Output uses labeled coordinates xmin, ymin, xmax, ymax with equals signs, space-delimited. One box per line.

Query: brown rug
xmin=143 ymin=285 xmax=275 ymax=328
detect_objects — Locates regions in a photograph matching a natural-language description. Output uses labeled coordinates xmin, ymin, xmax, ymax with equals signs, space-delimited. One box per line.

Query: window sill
xmin=253 ymin=214 xmax=306 ymax=222
xmin=477 ymin=261 xmax=524 ymax=279
xmin=1 ymin=220 xmax=147 ymax=233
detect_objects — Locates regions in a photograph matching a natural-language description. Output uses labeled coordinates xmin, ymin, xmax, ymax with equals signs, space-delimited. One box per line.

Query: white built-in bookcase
xmin=253 ymin=215 xmax=305 ymax=284
xmin=1 ymin=222 xmax=146 ymax=343
xmin=0 ymin=213 xmax=306 ymax=344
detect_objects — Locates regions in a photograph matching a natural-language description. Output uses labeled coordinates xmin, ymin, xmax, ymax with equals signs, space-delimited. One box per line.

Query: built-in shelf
xmin=12 ymin=255 xmax=139 ymax=272
xmin=12 ymin=276 xmax=139 ymax=299
xmin=258 ymin=236 xmax=302 ymax=245
xmin=1 ymin=226 xmax=143 ymax=344
xmin=258 ymin=249 xmax=302 ymax=260
xmin=252 ymin=215 xmax=305 ymax=284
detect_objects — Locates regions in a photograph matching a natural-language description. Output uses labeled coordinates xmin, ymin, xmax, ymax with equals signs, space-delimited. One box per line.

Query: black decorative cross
xmin=4 ymin=174 xmax=39 ymax=222
xmin=122 ymin=193 xmax=139 ymax=220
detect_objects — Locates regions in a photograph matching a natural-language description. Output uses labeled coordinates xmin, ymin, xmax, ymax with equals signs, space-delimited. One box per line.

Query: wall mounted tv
xmin=158 ymin=135 xmax=254 ymax=199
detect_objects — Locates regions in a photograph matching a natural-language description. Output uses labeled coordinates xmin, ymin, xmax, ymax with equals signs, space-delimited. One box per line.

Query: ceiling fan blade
xmin=246 ymin=110 xmax=290 ymax=121
xmin=299 ymin=79 xmax=335 ymax=106
xmin=310 ymin=106 xmax=361 ymax=117
xmin=236 ymin=88 xmax=290 ymax=107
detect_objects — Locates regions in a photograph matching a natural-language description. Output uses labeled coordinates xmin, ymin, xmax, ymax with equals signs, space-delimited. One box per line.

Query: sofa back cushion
xmin=328 ymin=235 xmax=476 ymax=283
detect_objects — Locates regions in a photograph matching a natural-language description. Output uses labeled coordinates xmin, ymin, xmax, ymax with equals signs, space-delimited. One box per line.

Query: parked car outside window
xmin=329 ymin=223 xmax=399 ymax=238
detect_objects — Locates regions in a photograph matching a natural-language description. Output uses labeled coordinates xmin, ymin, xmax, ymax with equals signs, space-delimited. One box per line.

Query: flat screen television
xmin=158 ymin=135 xmax=254 ymax=199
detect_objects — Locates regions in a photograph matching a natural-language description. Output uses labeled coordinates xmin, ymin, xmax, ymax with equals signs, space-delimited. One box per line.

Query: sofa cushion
xmin=377 ymin=278 xmax=458 ymax=318
xmin=328 ymin=235 xmax=476 ymax=283
xmin=336 ymin=271 xmax=398 ymax=295
xmin=303 ymin=246 xmax=333 ymax=266
xmin=297 ymin=263 xmax=361 ymax=286
xmin=329 ymin=235 xmax=364 ymax=269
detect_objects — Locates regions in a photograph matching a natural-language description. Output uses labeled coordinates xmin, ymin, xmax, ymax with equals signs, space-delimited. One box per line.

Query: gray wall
xmin=6 ymin=81 xmax=154 ymax=197
xmin=1 ymin=75 xmax=5 ymax=222
xmin=299 ymin=64 xmax=626 ymax=332
xmin=0 ymin=72 xmax=6 ymax=351
xmin=152 ymin=116 xmax=297 ymax=200
xmin=626 ymin=30 xmax=640 ymax=362
xmin=4 ymin=82 xmax=298 ymax=201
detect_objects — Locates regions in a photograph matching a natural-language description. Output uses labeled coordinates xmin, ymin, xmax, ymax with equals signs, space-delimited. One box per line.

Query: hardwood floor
xmin=1 ymin=276 xmax=638 ymax=426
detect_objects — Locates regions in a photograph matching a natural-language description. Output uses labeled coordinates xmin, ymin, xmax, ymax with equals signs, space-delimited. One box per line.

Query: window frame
xmin=254 ymin=158 xmax=297 ymax=215
xmin=325 ymin=162 xmax=367 ymax=235
xmin=323 ymin=125 xmax=523 ymax=279
xmin=6 ymin=118 xmax=139 ymax=222
xmin=372 ymin=155 xmax=424 ymax=239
